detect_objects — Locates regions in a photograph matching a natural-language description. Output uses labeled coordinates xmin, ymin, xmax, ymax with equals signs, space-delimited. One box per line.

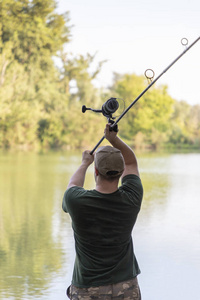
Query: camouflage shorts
xmin=66 ymin=277 xmax=141 ymax=300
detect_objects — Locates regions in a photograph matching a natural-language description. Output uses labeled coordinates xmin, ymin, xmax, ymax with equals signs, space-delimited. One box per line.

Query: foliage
xmin=0 ymin=0 xmax=200 ymax=151
xmin=111 ymin=74 xmax=175 ymax=149
xmin=0 ymin=0 xmax=105 ymax=150
xmin=168 ymin=101 xmax=200 ymax=148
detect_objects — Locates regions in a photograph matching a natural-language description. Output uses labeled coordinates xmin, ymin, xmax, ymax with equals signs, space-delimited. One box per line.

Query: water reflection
xmin=136 ymin=153 xmax=200 ymax=300
xmin=0 ymin=153 xmax=66 ymax=299
xmin=0 ymin=151 xmax=200 ymax=300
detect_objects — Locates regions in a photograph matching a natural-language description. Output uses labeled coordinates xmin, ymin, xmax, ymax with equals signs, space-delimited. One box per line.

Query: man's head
xmin=94 ymin=146 xmax=124 ymax=180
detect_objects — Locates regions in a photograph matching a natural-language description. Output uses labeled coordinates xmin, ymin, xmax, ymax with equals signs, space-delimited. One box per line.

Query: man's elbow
xmin=67 ymin=183 xmax=77 ymax=189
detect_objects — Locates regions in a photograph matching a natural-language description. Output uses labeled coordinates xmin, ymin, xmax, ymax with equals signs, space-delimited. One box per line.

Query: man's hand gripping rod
xmin=90 ymin=36 xmax=200 ymax=155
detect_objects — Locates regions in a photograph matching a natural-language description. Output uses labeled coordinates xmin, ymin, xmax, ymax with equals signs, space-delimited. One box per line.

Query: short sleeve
xmin=120 ymin=174 xmax=143 ymax=208
xmin=62 ymin=186 xmax=85 ymax=213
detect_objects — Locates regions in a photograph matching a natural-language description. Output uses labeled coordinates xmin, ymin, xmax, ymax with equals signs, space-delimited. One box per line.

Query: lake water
xmin=0 ymin=151 xmax=200 ymax=300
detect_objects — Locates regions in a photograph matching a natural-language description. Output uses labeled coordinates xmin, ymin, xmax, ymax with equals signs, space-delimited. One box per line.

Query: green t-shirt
xmin=62 ymin=174 xmax=143 ymax=288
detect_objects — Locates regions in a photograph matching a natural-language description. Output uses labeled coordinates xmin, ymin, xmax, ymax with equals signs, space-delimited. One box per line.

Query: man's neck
xmin=95 ymin=180 xmax=119 ymax=194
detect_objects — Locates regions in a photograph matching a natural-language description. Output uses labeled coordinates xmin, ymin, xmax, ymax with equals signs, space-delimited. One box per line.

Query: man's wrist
xmin=81 ymin=161 xmax=91 ymax=168
xmin=108 ymin=135 xmax=119 ymax=145
xmin=108 ymin=136 xmax=120 ymax=147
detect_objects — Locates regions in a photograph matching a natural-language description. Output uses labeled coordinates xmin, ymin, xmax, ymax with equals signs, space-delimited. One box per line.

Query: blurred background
xmin=0 ymin=1 xmax=200 ymax=299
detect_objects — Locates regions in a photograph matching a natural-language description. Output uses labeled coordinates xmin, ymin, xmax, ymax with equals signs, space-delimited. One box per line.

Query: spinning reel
xmin=82 ymin=97 xmax=123 ymax=132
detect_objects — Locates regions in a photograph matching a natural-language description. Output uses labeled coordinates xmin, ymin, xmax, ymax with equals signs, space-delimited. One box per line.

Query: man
xmin=62 ymin=123 xmax=143 ymax=300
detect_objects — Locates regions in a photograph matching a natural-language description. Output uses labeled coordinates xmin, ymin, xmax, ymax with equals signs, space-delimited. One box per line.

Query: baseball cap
xmin=95 ymin=145 xmax=125 ymax=178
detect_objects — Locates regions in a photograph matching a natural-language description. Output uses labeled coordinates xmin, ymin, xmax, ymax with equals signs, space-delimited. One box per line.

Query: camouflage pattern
xmin=67 ymin=277 xmax=141 ymax=300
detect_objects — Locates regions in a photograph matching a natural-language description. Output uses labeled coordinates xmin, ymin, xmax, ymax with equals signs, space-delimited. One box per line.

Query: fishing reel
xmin=82 ymin=97 xmax=122 ymax=132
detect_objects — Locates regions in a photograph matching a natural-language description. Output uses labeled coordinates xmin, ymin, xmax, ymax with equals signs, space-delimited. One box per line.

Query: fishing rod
xmin=83 ymin=36 xmax=200 ymax=154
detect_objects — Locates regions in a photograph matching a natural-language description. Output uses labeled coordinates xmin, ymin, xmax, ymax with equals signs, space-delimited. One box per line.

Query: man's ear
xmin=95 ymin=167 xmax=99 ymax=176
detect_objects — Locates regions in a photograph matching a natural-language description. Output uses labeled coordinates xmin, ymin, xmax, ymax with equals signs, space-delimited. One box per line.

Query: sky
xmin=57 ymin=0 xmax=200 ymax=105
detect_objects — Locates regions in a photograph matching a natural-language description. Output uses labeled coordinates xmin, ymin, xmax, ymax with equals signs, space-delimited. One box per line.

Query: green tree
xmin=58 ymin=51 xmax=106 ymax=107
xmin=1 ymin=0 xmax=70 ymax=65
xmin=168 ymin=101 xmax=200 ymax=147
xmin=55 ymin=52 xmax=106 ymax=149
xmin=0 ymin=0 xmax=107 ymax=150
xmin=0 ymin=0 xmax=71 ymax=149
xmin=110 ymin=74 xmax=175 ymax=149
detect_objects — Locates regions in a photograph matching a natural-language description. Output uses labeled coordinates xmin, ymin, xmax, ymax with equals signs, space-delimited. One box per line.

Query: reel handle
xmin=82 ymin=105 xmax=102 ymax=113
xmin=82 ymin=105 xmax=88 ymax=113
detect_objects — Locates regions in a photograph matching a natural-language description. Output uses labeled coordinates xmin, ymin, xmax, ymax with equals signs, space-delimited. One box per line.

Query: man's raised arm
xmin=104 ymin=124 xmax=140 ymax=178
xmin=67 ymin=150 xmax=94 ymax=189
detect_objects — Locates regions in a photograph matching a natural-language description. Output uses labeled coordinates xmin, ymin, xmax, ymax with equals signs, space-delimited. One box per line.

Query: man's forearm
xmin=104 ymin=123 xmax=139 ymax=177
xmin=67 ymin=150 xmax=94 ymax=189
xmin=109 ymin=136 xmax=137 ymax=166
xmin=67 ymin=163 xmax=89 ymax=188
